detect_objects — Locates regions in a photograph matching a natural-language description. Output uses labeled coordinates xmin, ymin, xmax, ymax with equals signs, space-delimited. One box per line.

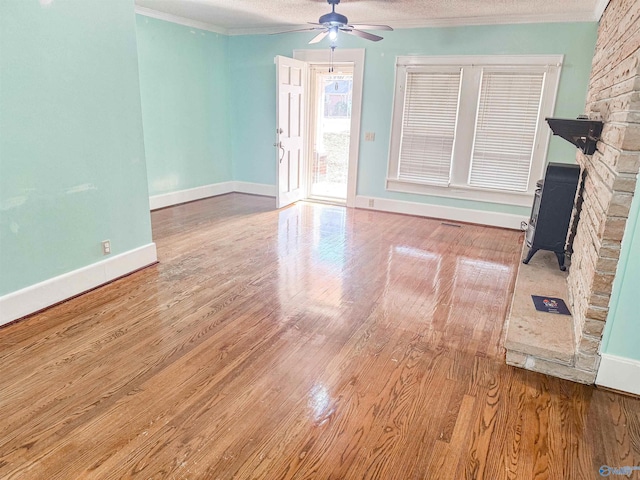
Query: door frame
xmin=294 ymin=49 xmax=365 ymax=208
xmin=306 ymin=62 xmax=354 ymax=205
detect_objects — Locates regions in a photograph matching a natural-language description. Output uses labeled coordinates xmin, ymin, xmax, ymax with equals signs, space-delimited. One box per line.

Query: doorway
xmin=308 ymin=65 xmax=354 ymax=204
xmin=293 ymin=48 xmax=364 ymax=208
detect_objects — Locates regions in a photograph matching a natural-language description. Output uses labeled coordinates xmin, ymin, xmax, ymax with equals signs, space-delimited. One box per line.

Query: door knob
xmin=277 ymin=128 xmax=284 ymax=134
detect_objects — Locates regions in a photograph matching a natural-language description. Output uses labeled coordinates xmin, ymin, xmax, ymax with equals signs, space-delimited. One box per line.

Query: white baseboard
xmin=149 ymin=181 xmax=276 ymax=211
xmin=0 ymin=243 xmax=157 ymax=326
xmin=149 ymin=182 xmax=235 ymax=210
xmin=233 ymin=181 xmax=277 ymax=197
xmin=355 ymin=195 xmax=527 ymax=230
xmin=596 ymin=353 xmax=640 ymax=396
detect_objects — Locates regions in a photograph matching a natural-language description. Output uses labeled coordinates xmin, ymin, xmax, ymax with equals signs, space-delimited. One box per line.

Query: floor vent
xmin=441 ymin=222 xmax=462 ymax=228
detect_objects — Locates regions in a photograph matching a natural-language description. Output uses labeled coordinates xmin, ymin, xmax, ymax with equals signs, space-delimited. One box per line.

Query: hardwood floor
xmin=1 ymin=193 xmax=639 ymax=479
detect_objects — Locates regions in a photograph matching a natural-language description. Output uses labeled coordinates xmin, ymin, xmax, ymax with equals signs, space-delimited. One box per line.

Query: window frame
xmin=386 ymin=55 xmax=563 ymax=207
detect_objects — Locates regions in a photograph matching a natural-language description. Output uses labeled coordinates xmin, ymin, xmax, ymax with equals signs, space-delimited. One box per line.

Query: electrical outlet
xmin=102 ymin=240 xmax=111 ymax=255
xmin=368 ymin=199 xmax=375 ymax=208
xmin=365 ymin=132 xmax=376 ymax=141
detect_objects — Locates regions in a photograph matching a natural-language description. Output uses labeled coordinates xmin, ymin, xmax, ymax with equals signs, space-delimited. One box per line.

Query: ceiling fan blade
xmin=349 ymin=24 xmax=393 ymax=31
xmin=269 ymin=26 xmax=324 ymax=35
xmin=341 ymin=28 xmax=383 ymax=42
xmin=309 ymin=30 xmax=330 ymax=44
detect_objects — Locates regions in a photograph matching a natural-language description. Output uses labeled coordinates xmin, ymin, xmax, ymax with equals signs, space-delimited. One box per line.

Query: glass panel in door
xmin=309 ymin=68 xmax=353 ymax=202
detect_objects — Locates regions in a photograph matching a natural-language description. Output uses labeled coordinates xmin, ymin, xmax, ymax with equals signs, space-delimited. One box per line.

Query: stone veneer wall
xmin=567 ymin=0 xmax=640 ymax=378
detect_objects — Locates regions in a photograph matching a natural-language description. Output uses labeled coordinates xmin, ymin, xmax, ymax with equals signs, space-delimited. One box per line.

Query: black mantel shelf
xmin=546 ymin=117 xmax=604 ymax=155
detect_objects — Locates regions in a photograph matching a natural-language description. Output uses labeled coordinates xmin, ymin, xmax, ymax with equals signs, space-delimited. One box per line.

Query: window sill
xmin=386 ymin=178 xmax=534 ymax=207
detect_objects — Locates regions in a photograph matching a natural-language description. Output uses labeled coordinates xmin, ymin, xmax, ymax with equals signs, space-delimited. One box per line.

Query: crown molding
xmin=226 ymin=12 xmax=597 ymax=35
xmin=134 ymin=6 xmax=229 ymax=35
xmin=373 ymin=12 xmax=597 ymax=30
xmin=227 ymin=24 xmax=314 ymax=36
xmin=135 ymin=7 xmax=600 ymax=38
xmin=594 ymin=0 xmax=611 ymax=20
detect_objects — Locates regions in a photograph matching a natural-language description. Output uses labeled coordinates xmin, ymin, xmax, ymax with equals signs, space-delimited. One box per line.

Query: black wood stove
xmin=523 ymin=163 xmax=581 ymax=271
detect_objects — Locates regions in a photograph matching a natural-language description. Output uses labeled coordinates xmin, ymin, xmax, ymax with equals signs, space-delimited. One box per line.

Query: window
xmin=469 ymin=71 xmax=545 ymax=191
xmin=387 ymin=55 xmax=563 ymax=206
xmin=397 ymin=69 xmax=461 ymax=186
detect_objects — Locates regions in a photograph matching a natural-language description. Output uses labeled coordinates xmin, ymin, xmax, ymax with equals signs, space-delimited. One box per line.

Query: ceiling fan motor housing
xmin=319 ymin=11 xmax=348 ymax=26
xmin=270 ymin=0 xmax=389 ymax=43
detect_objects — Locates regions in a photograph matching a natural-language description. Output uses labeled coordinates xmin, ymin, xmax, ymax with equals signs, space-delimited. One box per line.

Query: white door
xmin=275 ymin=55 xmax=307 ymax=209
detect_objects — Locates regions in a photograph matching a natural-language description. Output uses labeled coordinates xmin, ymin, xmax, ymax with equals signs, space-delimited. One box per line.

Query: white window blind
xmin=398 ymin=71 xmax=461 ymax=186
xmin=469 ymin=71 xmax=545 ymax=192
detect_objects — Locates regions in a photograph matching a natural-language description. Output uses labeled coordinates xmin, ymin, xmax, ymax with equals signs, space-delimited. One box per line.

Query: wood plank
xmin=1 ymin=193 xmax=639 ymax=479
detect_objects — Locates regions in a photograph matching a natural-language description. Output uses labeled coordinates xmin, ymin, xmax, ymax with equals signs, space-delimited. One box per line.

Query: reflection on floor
xmin=309 ymin=180 xmax=347 ymax=202
xmin=1 ymin=193 xmax=639 ymax=479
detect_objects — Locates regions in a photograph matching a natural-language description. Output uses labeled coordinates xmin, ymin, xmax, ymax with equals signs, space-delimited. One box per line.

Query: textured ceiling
xmin=135 ymin=0 xmax=606 ymax=34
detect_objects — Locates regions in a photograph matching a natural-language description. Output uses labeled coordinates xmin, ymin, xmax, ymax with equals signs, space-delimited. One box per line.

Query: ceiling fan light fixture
xmin=270 ymin=0 xmax=392 ymax=45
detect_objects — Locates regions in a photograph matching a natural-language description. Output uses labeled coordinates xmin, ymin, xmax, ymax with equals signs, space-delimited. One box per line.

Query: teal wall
xmin=601 ymin=181 xmax=640 ymax=361
xmin=0 ymin=9 xmax=599 ymax=300
xmin=0 ymin=0 xmax=153 ymax=295
xmin=229 ymin=22 xmax=598 ymax=215
xmin=136 ymin=16 xmax=232 ymax=196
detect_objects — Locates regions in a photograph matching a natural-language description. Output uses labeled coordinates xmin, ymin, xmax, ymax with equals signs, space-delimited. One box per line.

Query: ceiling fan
xmin=272 ymin=0 xmax=393 ymax=44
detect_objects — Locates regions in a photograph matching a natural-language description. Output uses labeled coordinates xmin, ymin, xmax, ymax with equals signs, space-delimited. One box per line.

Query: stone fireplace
xmin=505 ymin=0 xmax=640 ymax=384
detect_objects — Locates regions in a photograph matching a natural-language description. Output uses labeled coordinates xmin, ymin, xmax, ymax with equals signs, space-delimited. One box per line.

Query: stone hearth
xmin=505 ymin=245 xmax=595 ymax=383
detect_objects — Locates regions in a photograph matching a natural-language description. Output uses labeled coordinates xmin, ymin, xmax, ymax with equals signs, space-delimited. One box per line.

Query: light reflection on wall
xmin=150 ymin=175 xmax=180 ymax=195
